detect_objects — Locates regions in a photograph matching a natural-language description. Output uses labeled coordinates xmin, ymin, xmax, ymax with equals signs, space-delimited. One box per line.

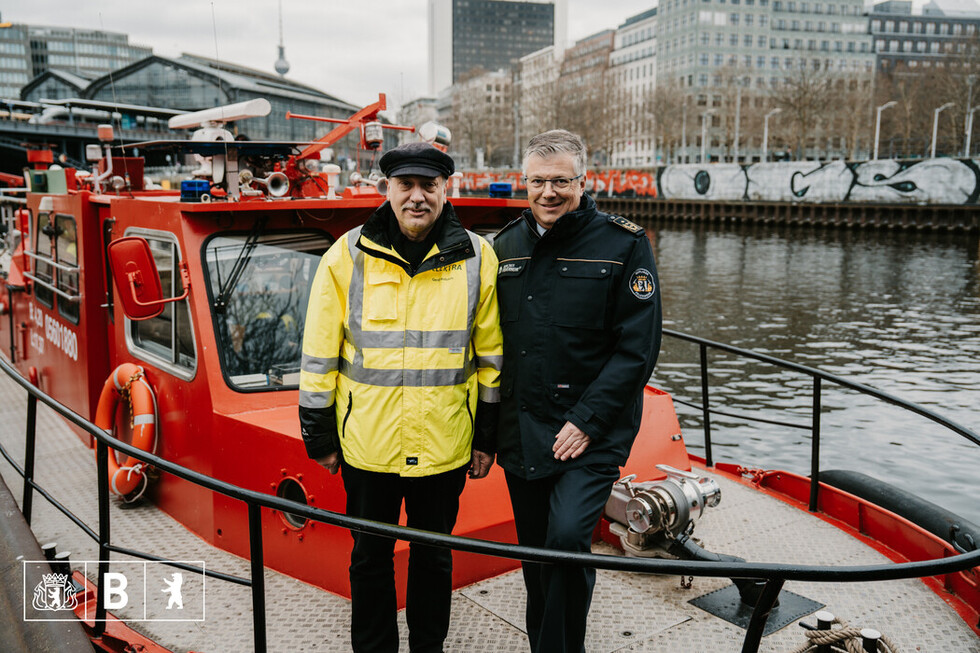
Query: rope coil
xmin=789 ymin=616 xmax=899 ymax=653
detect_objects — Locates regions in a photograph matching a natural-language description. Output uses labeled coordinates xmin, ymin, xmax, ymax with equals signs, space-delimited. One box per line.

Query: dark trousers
xmin=342 ymin=462 xmax=469 ymax=653
xmin=505 ymin=464 xmax=621 ymax=653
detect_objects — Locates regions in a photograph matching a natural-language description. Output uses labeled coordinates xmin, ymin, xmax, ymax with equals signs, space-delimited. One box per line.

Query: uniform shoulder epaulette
xmin=608 ymin=214 xmax=644 ymax=235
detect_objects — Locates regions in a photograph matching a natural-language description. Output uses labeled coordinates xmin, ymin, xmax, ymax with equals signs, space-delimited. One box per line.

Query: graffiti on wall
xmin=658 ymin=158 xmax=980 ymax=205
xmin=457 ymin=159 xmax=980 ymax=205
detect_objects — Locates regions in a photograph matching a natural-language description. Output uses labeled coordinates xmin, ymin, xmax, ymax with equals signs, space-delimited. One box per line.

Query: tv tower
xmin=274 ymin=0 xmax=290 ymax=76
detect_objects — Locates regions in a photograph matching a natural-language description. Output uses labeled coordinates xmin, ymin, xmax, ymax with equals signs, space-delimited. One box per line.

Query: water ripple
xmin=647 ymin=222 xmax=980 ymax=524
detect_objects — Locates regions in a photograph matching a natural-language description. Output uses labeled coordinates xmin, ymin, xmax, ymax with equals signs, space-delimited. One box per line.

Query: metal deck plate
xmin=0 ymin=370 xmax=977 ymax=652
xmin=460 ymin=568 xmax=691 ymax=652
xmin=688 ymin=584 xmax=824 ymax=636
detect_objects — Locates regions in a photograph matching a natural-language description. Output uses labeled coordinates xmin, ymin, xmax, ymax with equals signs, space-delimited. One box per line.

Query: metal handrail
xmin=664 ymin=328 xmax=980 ymax=445
xmin=20 ymin=272 xmax=81 ymax=303
xmin=662 ymin=328 xmax=980 ymax=513
xmin=1 ymin=348 xmax=978 ymax=653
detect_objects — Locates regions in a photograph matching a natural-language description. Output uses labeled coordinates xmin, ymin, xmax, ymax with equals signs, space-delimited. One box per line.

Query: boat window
xmin=204 ymin=230 xmax=333 ymax=390
xmin=130 ymin=236 xmax=196 ymax=373
xmin=55 ymin=214 xmax=79 ymax=324
xmin=33 ymin=212 xmax=54 ymax=308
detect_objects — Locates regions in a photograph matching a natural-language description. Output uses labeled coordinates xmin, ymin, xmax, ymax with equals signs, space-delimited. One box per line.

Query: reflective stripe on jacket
xmin=299 ymin=203 xmax=502 ymax=477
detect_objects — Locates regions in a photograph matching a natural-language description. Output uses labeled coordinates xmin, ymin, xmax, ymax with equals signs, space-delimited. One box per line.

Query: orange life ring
xmin=94 ymin=363 xmax=157 ymax=497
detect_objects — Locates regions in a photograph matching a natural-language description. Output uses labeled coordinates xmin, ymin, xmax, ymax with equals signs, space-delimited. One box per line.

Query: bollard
xmin=52 ymin=550 xmax=71 ymax=576
xmin=860 ymin=627 xmax=882 ymax=652
xmin=814 ymin=610 xmax=835 ymax=653
xmin=41 ymin=542 xmax=57 ymax=561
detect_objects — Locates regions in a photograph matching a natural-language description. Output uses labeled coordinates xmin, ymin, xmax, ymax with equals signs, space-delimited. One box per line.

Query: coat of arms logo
xmin=32 ymin=573 xmax=78 ymax=611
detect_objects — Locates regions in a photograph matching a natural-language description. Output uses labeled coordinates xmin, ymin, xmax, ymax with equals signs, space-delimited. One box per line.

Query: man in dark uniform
xmin=492 ymin=129 xmax=662 ymax=652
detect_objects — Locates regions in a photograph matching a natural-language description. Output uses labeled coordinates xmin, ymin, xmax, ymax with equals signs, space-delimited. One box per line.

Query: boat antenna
xmin=275 ymin=0 xmax=290 ymax=76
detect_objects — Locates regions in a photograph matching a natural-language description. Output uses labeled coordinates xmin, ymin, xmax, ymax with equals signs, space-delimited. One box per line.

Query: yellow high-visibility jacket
xmin=299 ymin=203 xmax=502 ymax=477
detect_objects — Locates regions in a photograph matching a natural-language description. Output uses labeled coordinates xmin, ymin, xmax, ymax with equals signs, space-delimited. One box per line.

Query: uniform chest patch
xmin=498 ymin=261 xmax=526 ymax=276
xmin=629 ymin=268 xmax=656 ymax=300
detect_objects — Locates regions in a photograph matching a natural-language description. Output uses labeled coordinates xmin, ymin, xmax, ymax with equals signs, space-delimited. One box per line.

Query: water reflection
xmin=645 ymin=221 xmax=980 ymax=524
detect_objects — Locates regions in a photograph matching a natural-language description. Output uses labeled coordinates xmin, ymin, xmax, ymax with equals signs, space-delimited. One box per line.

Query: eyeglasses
xmin=523 ymin=174 xmax=583 ymax=190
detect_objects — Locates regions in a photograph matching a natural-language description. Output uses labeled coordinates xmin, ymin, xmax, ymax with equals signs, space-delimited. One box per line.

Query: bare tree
xmin=771 ymin=62 xmax=834 ymax=159
xmin=445 ymin=67 xmax=516 ymax=168
xmin=824 ymin=73 xmax=873 ymax=159
xmin=642 ymin=80 xmax=686 ymax=164
xmin=556 ymin=69 xmax=618 ymax=165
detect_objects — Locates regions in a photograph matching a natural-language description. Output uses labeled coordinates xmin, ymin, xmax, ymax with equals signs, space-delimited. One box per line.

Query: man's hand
xmin=314 ymin=452 xmax=340 ymax=475
xmin=469 ymin=449 xmax=494 ymax=479
xmin=553 ymin=421 xmax=591 ymax=461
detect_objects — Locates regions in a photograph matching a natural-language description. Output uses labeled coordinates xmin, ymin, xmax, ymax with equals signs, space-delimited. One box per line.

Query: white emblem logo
xmin=32 ymin=573 xmax=78 ymax=611
xmin=162 ymin=572 xmax=184 ymax=609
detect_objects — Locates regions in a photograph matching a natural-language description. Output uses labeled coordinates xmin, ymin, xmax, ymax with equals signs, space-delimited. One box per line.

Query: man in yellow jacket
xmin=299 ymin=142 xmax=502 ymax=652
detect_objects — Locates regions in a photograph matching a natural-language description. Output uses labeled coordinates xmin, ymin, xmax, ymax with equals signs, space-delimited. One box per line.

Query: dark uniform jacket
xmin=492 ymin=193 xmax=662 ymax=480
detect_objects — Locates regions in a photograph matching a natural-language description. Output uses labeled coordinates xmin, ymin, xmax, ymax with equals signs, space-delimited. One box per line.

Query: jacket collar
xmin=357 ymin=201 xmax=474 ymax=275
xmin=520 ymin=193 xmax=597 ymax=242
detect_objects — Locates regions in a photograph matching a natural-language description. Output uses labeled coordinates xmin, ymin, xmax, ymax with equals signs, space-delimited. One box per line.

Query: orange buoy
xmin=94 ymin=363 xmax=157 ymax=498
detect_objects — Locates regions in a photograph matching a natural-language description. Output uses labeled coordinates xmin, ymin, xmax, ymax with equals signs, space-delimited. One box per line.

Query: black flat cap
xmin=379 ymin=142 xmax=455 ymax=179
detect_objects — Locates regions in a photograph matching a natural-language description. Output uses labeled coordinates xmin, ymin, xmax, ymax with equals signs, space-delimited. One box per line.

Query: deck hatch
xmin=689 ymin=584 xmax=824 ymax=636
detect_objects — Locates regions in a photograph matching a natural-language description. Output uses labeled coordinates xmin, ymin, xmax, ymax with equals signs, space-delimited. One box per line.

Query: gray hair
xmin=521 ymin=129 xmax=587 ymax=177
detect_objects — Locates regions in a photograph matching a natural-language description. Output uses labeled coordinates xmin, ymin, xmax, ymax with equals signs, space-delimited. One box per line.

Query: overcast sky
xmin=8 ymin=1 xmax=658 ymax=111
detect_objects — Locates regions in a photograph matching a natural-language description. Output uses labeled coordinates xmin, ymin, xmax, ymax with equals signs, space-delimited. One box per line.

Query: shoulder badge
xmin=629 ymin=268 xmax=656 ymax=300
xmin=608 ymin=215 xmax=643 ymax=234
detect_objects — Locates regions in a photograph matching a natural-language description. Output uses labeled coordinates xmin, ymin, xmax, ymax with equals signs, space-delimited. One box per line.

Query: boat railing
xmin=0 ymin=352 xmax=978 ymax=653
xmin=662 ymin=328 xmax=980 ymax=513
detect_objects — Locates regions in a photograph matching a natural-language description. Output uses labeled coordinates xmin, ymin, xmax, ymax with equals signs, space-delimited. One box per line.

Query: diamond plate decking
xmin=0 ymin=370 xmax=976 ymax=652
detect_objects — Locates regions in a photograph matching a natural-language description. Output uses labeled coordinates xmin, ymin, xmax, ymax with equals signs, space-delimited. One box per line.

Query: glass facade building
xmin=429 ymin=0 xmax=557 ymax=92
xmin=451 ymin=0 xmax=555 ymax=83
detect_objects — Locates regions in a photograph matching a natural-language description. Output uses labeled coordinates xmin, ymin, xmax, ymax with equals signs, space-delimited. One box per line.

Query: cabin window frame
xmin=32 ymin=211 xmax=55 ymax=309
xmin=123 ymin=227 xmax=197 ymax=381
xmin=54 ymin=213 xmax=80 ymax=324
xmin=201 ymin=227 xmax=334 ymax=393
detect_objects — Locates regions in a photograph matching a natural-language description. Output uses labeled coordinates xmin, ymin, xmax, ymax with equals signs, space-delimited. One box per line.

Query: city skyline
xmin=7 ymin=0 xmax=655 ymax=109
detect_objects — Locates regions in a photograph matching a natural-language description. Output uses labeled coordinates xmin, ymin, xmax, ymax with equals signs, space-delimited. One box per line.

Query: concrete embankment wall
xmin=460 ymin=158 xmax=980 ymax=206
xmin=594 ymin=197 xmax=980 ymax=232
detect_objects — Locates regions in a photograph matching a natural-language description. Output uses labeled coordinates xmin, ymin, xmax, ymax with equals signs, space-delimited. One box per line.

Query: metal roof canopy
xmin=115 ymin=140 xmax=309 ymax=157
xmin=39 ymin=97 xmax=188 ymax=119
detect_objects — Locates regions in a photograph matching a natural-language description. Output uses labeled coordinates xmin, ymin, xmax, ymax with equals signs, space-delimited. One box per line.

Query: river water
xmin=642 ymin=221 xmax=980 ymax=525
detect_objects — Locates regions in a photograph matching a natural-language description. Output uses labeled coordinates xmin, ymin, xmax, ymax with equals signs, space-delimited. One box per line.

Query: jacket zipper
xmin=341 ymin=391 xmax=353 ymax=438
xmin=465 ymin=388 xmax=474 ymax=429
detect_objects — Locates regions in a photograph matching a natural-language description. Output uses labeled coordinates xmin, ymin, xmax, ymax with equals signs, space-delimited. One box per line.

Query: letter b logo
xmin=103 ymin=572 xmax=129 ymax=610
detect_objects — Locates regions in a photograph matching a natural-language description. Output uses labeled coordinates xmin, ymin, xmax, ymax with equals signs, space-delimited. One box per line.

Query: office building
xmin=0 ymin=14 xmax=151 ymax=99
xmin=397 ymin=96 xmax=439 ymax=144
xmin=870 ymin=0 xmax=980 ymax=72
xmin=427 ymin=0 xmax=562 ymax=94
xmin=610 ymin=8 xmax=658 ymax=166
xmin=655 ymin=0 xmax=874 ymax=92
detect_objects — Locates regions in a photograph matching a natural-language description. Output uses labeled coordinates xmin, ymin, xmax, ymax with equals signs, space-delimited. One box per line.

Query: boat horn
xmin=239 ymin=169 xmax=290 ymax=197
xmin=348 ymin=171 xmax=388 ymax=195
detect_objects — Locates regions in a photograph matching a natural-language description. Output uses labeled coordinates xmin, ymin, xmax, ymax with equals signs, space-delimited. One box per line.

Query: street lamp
xmin=930 ymin=102 xmax=954 ymax=159
xmin=873 ymin=101 xmax=897 ymax=161
xmin=763 ymin=108 xmax=782 ymax=162
xmin=700 ymin=109 xmax=716 ymax=163
xmin=966 ymin=75 xmax=976 ymax=157
xmin=680 ymin=101 xmax=688 ymax=164
xmin=733 ymin=79 xmax=746 ymax=162
xmin=966 ymin=105 xmax=980 ymax=158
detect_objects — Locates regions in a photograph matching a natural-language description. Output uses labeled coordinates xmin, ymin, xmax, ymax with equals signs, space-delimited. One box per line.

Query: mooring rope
xmin=788 ymin=616 xmax=899 ymax=653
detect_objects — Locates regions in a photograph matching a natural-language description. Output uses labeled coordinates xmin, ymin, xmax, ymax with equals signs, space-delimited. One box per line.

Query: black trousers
xmin=342 ymin=462 xmax=469 ymax=653
xmin=505 ymin=464 xmax=621 ymax=653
